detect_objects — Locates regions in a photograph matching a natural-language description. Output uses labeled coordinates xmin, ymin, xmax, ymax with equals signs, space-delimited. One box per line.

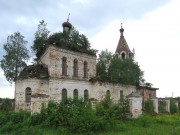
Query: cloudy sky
xmin=0 ymin=0 xmax=180 ymax=98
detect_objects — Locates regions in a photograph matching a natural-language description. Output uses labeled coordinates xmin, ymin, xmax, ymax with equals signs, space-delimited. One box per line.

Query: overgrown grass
xmin=0 ymin=98 xmax=180 ymax=135
xmin=2 ymin=114 xmax=180 ymax=135
xmin=95 ymin=114 xmax=180 ymax=135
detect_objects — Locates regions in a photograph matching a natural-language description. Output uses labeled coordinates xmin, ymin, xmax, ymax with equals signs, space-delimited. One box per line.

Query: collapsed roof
xmin=17 ymin=64 xmax=49 ymax=80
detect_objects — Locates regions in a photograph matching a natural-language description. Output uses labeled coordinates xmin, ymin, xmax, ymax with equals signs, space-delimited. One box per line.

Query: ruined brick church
xmin=15 ymin=20 xmax=158 ymax=113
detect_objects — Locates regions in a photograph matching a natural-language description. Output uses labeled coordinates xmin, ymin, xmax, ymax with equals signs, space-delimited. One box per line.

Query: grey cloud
xmin=0 ymin=0 xmax=170 ymax=89
xmin=70 ymin=0 xmax=169 ymax=28
xmin=0 ymin=0 xmax=169 ymax=59
xmin=0 ymin=0 xmax=59 ymax=15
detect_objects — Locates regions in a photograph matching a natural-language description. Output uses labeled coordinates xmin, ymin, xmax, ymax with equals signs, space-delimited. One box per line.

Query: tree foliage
xmin=170 ymin=98 xmax=178 ymax=114
xmin=32 ymin=21 xmax=97 ymax=58
xmin=97 ymin=49 xmax=144 ymax=85
xmin=0 ymin=98 xmax=13 ymax=111
xmin=96 ymin=49 xmax=112 ymax=81
xmin=32 ymin=20 xmax=50 ymax=60
xmin=47 ymin=27 xmax=97 ymax=56
xmin=0 ymin=32 xmax=29 ymax=83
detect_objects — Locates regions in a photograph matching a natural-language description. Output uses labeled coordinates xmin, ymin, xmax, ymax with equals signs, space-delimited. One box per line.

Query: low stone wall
xmin=144 ymin=98 xmax=179 ymax=114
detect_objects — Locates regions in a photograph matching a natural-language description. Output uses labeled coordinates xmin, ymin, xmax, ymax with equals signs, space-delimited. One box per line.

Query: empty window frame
xmin=120 ymin=90 xmax=123 ymax=100
xmin=106 ymin=90 xmax=111 ymax=97
xmin=73 ymin=59 xmax=78 ymax=77
xmin=121 ymin=53 xmax=125 ymax=59
xmin=25 ymin=87 xmax=32 ymax=102
xmin=84 ymin=61 xmax=88 ymax=78
xmin=84 ymin=89 xmax=89 ymax=101
xmin=62 ymin=88 xmax=67 ymax=100
xmin=62 ymin=57 xmax=67 ymax=75
xmin=73 ymin=89 xmax=78 ymax=99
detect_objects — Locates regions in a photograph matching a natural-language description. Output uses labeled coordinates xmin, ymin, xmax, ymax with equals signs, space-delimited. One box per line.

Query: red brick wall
xmin=137 ymin=88 xmax=156 ymax=101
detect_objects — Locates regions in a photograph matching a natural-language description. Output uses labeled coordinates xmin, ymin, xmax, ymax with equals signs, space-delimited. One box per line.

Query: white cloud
xmin=90 ymin=0 xmax=180 ymax=97
xmin=0 ymin=87 xmax=14 ymax=99
xmin=0 ymin=70 xmax=14 ymax=98
xmin=71 ymin=0 xmax=91 ymax=4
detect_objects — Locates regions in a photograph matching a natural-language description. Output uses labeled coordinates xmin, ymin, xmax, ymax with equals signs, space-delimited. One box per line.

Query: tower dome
xmin=62 ymin=13 xmax=72 ymax=32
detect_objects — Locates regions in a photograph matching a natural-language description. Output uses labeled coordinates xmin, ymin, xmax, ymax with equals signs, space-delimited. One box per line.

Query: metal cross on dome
xmin=67 ymin=13 xmax=70 ymax=22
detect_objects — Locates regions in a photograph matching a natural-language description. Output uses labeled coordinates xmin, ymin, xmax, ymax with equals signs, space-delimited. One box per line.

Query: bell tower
xmin=115 ymin=23 xmax=134 ymax=59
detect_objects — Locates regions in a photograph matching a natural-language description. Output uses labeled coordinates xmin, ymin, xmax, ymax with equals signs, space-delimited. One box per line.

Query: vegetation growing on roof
xmin=32 ymin=20 xmax=97 ymax=61
xmin=47 ymin=27 xmax=97 ymax=56
xmin=32 ymin=20 xmax=50 ymax=61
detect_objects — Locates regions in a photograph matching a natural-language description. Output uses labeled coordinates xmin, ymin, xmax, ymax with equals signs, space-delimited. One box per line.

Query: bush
xmin=170 ymin=99 xmax=178 ymax=114
xmin=96 ymin=93 xmax=117 ymax=120
xmin=30 ymin=98 xmax=115 ymax=133
xmin=55 ymin=98 xmax=109 ymax=133
xmin=116 ymin=98 xmax=130 ymax=119
xmin=0 ymin=98 xmax=131 ymax=134
xmin=0 ymin=98 xmax=13 ymax=111
xmin=144 ymin=99 xmax=154 ymax=114
xmin=0 ymin=110 xmax=30 ymax=134
xmin=158 ymin=100 xmax=166 ymax=113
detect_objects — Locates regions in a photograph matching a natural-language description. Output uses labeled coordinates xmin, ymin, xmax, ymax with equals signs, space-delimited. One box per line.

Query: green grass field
xmin=95 ymin=114 xmax=180 ymax=135
xmin=3 ymin=114 xmax=179 ymax=135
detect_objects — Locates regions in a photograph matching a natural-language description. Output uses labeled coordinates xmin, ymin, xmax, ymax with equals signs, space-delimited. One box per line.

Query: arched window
xmin=25 ymin=87 xmax=31 ymax=102
xmin=73 ymin=59 xmax=78 ymax=77
xmin=73 ymin=89 xmax=78 ymax=99
xmin=62 ymin=88 xmax=67 ymax=100
xmin=62 ymin=57 xmax=67 ymax=75
xmin=121 ymin=53 xmax=125 ymax=59
xmin=84 ymin=89 xmax=89 ymax=101
xmin=84 ymin=61 xmax=88 ymax=78
xmin=106 ymin=90 xmax=111 ymax=97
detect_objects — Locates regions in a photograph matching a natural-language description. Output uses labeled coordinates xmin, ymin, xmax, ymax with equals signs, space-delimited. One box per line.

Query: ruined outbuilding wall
xmin=136 ymin=88 xmax=156 ymax=101
xmin=39 ymin=45 xmax=96 ymax=80
xmin=15 ymin=79 xmax=49 ymax=112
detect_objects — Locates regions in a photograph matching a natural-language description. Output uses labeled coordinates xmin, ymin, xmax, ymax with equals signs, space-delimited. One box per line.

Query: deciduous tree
xmin=97 ymin=49 xmax=144 ymax=85
xmin=32 ymin=20 xmax=50 ymax=60
xmin=0 ymin=32 xmax=29 ymax=83
xmin=96 ymin=49 xmax=112 ymax=81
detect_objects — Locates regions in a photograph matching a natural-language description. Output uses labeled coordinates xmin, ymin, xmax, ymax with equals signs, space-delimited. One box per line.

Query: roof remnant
xmin=128 ymin=92 xmax=141 ymax=97
xmin=17 ymin=64 xmax=49 ymax=80
xmin=136 ymin=86 xmax=159 ymax=90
